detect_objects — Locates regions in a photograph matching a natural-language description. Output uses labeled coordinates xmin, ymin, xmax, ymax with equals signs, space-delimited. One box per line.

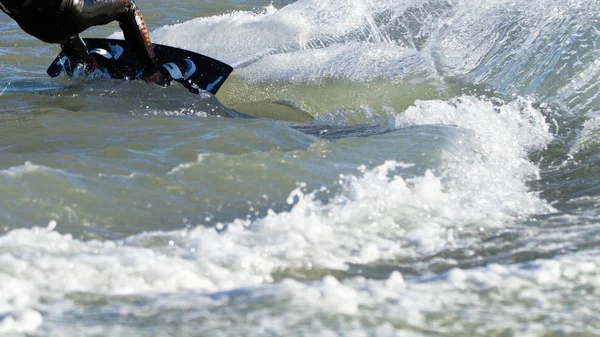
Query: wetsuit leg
xmin=60 ymin=0 xmax=158 ymax=74
xmin=118 ymin=1 xmax=158 ymax=74
xmin=60 ymin=35 xmax=95 ymax=69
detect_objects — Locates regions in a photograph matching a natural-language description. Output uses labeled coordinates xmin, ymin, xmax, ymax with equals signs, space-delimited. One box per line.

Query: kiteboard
xmin=46 ymin=38 xmax=232 ymax=95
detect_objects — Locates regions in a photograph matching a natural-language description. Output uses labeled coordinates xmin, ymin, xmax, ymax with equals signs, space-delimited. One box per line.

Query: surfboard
xmin=46 ymin=38 xmax=233 ymax=95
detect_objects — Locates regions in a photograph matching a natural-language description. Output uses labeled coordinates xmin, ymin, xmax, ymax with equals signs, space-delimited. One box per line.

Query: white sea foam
xmin=395 ymin=96 xmax=555 ymax=221
xmin=128 ymin=0 xmax=433 ymax=84
xmin=236 ymin=42 xmax=424 ymax=83
xmin=0 ymin=276 xmax=43 ymax=334
xmin=3 ymin=221 xmax=598 ymax=335
xmin=259 ymin=249 xmax=600 ymax=335
xmin=1 ymin=161 xmax=47 ymax=177
xmin=98 ymin=0 xmax=600 ymax=99
xmin=148 ymin=0 xmax=374 ymax=63
xmin=0 ymin=95 xmax=555 ymax=333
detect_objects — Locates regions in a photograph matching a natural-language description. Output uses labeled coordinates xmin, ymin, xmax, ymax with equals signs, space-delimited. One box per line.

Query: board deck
xmin=47 ymin=38 xmax=233 ymax=95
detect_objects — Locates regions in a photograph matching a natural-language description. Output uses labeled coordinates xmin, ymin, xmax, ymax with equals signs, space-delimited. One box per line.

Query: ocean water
xmin=1 ymin=0 xmax=600 ymax=335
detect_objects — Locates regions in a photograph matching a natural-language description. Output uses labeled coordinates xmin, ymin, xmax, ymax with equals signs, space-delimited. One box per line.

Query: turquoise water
xmin=1 ymin=0 xmax=600 ymax=335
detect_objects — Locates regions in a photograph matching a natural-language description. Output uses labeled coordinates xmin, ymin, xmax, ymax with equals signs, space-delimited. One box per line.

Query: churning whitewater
xmin=1 ymin=0 xmax=600 ymax=335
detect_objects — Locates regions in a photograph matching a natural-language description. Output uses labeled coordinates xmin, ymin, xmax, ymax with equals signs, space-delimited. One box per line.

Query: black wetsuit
xmin=0 ymin=0 xmax=158 ymax=75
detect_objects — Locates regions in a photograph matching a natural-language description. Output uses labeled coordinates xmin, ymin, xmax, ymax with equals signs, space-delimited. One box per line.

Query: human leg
xmin=59 ymin=35 xmax=96 ymax=70
xmin=60 ymin=0 xmax=158 ymax=76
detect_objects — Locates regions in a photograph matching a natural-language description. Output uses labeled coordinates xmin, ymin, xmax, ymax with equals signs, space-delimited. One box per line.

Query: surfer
xmin=0 ymin=0 xmax=164 ymax=83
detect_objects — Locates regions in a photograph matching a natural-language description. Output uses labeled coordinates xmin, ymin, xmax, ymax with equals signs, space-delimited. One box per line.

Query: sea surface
xmin=1 ymin=0 xmax=600 ymax=335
